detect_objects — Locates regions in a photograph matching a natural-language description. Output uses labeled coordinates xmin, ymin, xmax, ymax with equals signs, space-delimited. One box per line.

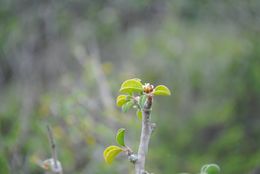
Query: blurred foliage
xmin=0 ymin=0 xmax=260 ymax=173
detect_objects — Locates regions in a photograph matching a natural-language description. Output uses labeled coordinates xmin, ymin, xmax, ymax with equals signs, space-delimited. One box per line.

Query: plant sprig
xmin=103 ymin=78 xmax=170 ymax=170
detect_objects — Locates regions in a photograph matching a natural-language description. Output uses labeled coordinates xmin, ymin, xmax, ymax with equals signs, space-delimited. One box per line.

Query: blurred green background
xmin=0 ymin=0 xmax=260 ymax=173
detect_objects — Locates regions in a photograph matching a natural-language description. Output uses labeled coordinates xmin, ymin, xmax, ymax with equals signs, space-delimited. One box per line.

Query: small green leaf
xmin=103 ymin=145 xmax=123 ymax=164
xmin=119 ymin=79 xmax=143 ymax=94
xmin=204 ymin=164 xmax=220 ymax=174
xmin=136 ymin=109 xmax=142 ymax=120
xmin=153 ymin=85 xmax=171 ymax=96
xmin=103 ymin=146 xmax=119 ymax=158
xmin=122 ymin=100 xmax=134 ymax=113
xmin=116 ymin=128 xmax=126 ymax=146
xmin=116 ymin=95 xmax=128 ymax=107
xmin=201 ymin=164 xmax=220 ymax=174
xmin=139 ymin=95 xmax=147 ymax=108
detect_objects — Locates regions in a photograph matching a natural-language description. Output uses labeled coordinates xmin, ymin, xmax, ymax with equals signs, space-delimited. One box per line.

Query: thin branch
xmin=135 ymin=95 xmax=155 ymax=174
xmin=73 ymin=43 xmax=115 ymax=121
xmin=89 ymin=41 xmax=114 ymax=113
xmin=47 ymin=125 xmax=58 ymax=173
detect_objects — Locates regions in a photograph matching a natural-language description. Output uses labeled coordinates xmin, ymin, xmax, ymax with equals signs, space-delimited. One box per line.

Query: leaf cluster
xmin=116 ymin=78 xmax=171 ymax=118
xmin=103 ymin=128 xmax=126 ymax=164
xmin=104 ymin=78 xmax=171 ymax=164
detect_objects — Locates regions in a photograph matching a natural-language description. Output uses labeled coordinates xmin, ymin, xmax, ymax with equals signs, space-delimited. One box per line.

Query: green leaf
xmin=122 ymin=100 xmax=134 ymax=113
xmin=138 ymin=95 xmax=147 ymax=108
xmin=119 ymin=79 xmax=143 ymax=94
xmin=205 ymin=164 xmax=220 ymax=174
xmin=103 ymin=145 xmax=123 ymax=164
xmin=116 ymin=128 xmax=126 ymax=146
xmin=153 ymin=85 xmax=171 ymax=96
xmin=201 ymin=164 xmax=220 ymax=174
xmin=136 ymin=109 xmax=142 ymax=120
xmin=116 ymin=95 xmax=128 ymax=107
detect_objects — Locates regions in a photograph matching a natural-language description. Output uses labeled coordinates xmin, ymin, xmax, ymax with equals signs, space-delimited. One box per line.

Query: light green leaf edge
xmin=116 ymin=128 xmax=126 ymax=147
xmin=153 ymin=85 xmax=171 ymax=96
xmin=201 ymin=165 xmax=209 ymax=173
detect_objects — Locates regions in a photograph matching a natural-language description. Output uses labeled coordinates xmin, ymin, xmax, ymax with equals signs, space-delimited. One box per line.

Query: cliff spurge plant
xmin=104 ymin=78 xmax=171 ymax=174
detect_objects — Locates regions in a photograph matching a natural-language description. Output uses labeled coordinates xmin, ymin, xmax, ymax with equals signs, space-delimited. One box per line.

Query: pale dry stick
xmin=135 ymin=95 xmax=156 ymax=174
xmin=47 ymin=125 xmax=63 ymax=174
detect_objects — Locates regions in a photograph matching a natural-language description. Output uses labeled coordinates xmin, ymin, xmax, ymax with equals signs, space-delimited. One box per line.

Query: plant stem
xmin=135 ymin=95 xmax=154 ymax=174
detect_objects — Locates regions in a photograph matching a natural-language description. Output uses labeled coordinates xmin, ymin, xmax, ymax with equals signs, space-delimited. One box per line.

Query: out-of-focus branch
xmin=89 ymin=42 xmax=114 ymax=113
xmin=47 ymin=125 xmax=58 ymax=170
xmin=73 ymin=43 xmax=114 ymax=111
xmin=73 ymin=42 xmax=116 ymax=120
xmin=46 ymin=125 xmax=63 ymax=174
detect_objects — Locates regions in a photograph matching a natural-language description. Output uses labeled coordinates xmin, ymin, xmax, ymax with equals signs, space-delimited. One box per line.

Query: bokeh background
xmin=0 ymin=0 xmax=260 ymax=173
